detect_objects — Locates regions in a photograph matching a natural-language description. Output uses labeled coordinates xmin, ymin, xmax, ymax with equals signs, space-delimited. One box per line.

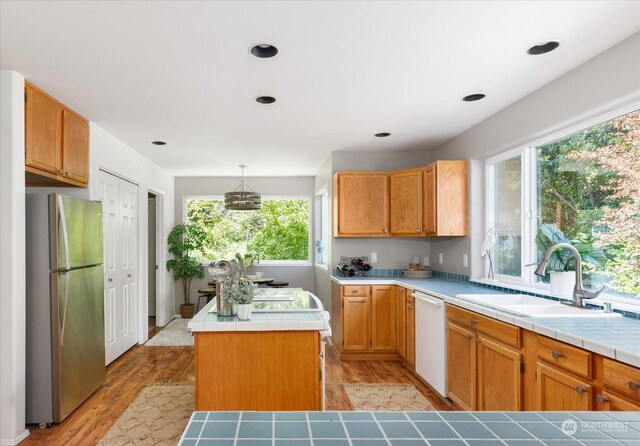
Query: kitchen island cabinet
xmin=188 ymin=293 xmax=329 ymax=411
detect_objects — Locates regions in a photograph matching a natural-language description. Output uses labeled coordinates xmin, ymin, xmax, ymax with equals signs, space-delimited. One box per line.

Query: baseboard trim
xmin=0 ymin=428 xmax=30 ymax=446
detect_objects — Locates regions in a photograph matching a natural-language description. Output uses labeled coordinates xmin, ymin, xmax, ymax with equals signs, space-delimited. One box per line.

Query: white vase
xmin=237 ymin=303 xmax=252 ymax=320
xmin=550 ymin=271 xmax=576 ymax=299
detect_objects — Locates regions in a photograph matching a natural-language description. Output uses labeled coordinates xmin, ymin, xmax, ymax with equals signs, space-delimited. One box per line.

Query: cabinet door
xmin=406 ymin=301 xmax=415 ymax=367
xmin=335 ymin=173 xmax=389 ymax=236
xmin=446 ymin=321 xmax=476 ymax=410
xmin=536 ymin=362 xmax=592 ymax=411
xmin=25 ymin=84 xmax=63 ymax=175
xmin=342 ymin=295 xmax=370 ymax=352
xmin=62 ymin=110 xmax=89 ymax=183
xmin=389 ymin=170 xmax=423 ymax=236
xmin=396 ymin=287 xmax=406 ymax=358
xmin=371 ymin=286 xmax=396 ymax=351
xmin=433 ymin=161 xmax=468 ymax=236
xmin=597 ymin=392 xmax=640 ymax=411
xmin=477 ymin=335 xmax=522 ymax=410
xmin=423 ymin=165 xmax=437 ymax=236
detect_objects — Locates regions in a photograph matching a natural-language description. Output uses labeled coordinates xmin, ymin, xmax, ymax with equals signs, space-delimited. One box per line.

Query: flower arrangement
xmin=222 ymin=278 xmax=255 ymax=305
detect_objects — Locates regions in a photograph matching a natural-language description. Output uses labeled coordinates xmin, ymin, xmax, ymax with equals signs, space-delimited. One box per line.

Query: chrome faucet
xmin=534 ymin=242 xmax=606 ymax=308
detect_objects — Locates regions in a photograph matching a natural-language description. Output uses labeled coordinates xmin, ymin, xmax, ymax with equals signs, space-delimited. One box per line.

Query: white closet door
xmin=98 ymin=170 xmax=139 ymax=365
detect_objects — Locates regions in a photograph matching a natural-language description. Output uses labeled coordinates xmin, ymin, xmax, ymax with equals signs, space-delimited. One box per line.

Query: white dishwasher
xmin=413 ymin=291 xmax=447 ymax=398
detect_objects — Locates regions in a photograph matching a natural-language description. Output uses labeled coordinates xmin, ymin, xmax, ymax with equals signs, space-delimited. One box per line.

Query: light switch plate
xmin=439 ymin=253 xmax=444 ymax=264
xmin=371 ymin=252 xmax=377 ymax=263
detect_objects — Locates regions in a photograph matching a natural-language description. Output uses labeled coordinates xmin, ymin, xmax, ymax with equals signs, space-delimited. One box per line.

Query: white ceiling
xmin=1 ymin=1 xmax=639 ymax=176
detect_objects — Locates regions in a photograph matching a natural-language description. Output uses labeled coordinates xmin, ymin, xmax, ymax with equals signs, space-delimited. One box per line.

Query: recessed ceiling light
xmin=375 ymin=132 xmax=391 ymax=137
xmin=251 ymin=44 xmax=279 ymax=58
xmin=256 ymin=96 xmax=276 ymax=104
xmin=527 ymin=41 xmax=560 ymax=55
xmin=152 ymin=141 xmax=166 ymax=145
xmin=462 ymin=94 xmax=485 ymax=102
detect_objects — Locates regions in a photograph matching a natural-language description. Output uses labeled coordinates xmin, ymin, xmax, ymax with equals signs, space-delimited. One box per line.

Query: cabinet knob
xmin=383 ymin=228 xmax=388 ymax=233
xmin=476 ymin=338 xmax=482 ymax=344
xmin=466 ymin=334 xmax=474 ymax=340
xmin=470 ymin=319 xmax=479 ymax=324
xmin=551 ymin=351 xmax=564 ymax=359
xmin=596 ymin=394 xmax=609 ymax=404
xmin=575 ymin=386 xmax=588 ymax=394
xmin=416 ymin=228 xmax=421 ymax=233
xmin=629 ymin=380 xmax=639 ymax=391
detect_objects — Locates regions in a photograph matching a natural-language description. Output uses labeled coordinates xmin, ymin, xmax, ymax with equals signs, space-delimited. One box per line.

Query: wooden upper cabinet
xmin=62 ymin=110 xmax=89 ymax=183
xmin=389 ymin=169 xmax=423 ymax=236
xmin=25 ymin=84 xmax=63 ymax=175
xmin=423 ymin=160 xmax=468 ymax=236
xmin=25 ymin=81 xmax=89 ymax=187
xmin=371 ymin=286 xmax=396 ymax=351
xmin=334 ymin=173 xmax=389 ymax=237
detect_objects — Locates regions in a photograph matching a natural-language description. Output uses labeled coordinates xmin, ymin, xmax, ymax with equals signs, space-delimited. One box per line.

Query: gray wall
xmin=313 ymin=155 xmax=333 ymax=313
xmin=430 ymin=32 xmax=640 ymax=277
xmin=174 ymin=176 xmax=316 ymax=314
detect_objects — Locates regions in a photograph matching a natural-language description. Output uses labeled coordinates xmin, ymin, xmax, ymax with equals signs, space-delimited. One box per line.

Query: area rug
xmin=343 ymin=383 xmax=435 ymax=411
xmin=98 ymin=383 xmax=194 ymax=446
xmin=145 ymin=318 xmax=193 ymax=347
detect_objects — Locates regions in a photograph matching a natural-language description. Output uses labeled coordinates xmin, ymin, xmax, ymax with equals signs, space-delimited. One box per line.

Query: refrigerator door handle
xmin=59 ymin=271 xmax=70 ymax=347
xmin=57 ymin=195 xmax=71 ymax=271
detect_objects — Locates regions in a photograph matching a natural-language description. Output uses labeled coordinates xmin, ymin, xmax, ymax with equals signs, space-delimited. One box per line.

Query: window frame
xmin=183 ymin=194 xmax=313 ymax=266
xmin=313 ymin=188 xmax=330 ymax=270
xmin=481 ymin=103 xmax=640 ymax=306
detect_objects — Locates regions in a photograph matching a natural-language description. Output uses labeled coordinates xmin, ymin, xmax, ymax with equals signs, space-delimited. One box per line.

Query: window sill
xmin=471 ymin=278 xmax=640 ymax=313
xmin=314 ymin=263 xmax=329 ymax=272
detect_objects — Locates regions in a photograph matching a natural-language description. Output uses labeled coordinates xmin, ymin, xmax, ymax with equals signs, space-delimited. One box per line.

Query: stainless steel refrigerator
xmin=26 ymin=193 xmax=105 ymax=425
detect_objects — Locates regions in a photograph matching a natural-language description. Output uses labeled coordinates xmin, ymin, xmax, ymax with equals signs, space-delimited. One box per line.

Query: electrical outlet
xmin=371 ymin=252 xmax=378 ymax=263
xmin=463 ymin=254 xmax=468 ymax=268
xmin=438 ymin=253 xmax=444 ymax=264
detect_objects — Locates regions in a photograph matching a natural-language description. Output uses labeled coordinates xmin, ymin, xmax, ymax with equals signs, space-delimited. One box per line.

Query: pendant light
xmin=224 ymin=165 xmax=262 ymax=210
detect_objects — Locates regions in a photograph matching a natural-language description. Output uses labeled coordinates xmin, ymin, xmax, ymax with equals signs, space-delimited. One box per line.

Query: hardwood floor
xmin=21 ymin=332 xmax=447 ymax=445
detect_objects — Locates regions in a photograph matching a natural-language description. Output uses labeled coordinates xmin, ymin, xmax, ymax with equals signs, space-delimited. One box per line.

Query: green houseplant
xmin=222 ymin=278 xmax=255 ymax=320
xmin=534 ymin=223 xmax=606 ymax=297
xmin=166 ymin=224 xmax=207 ymax=318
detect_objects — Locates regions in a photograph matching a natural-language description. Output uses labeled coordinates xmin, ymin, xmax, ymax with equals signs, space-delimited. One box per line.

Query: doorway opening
xmin=148 ymin=192 xmax=158 ymax=333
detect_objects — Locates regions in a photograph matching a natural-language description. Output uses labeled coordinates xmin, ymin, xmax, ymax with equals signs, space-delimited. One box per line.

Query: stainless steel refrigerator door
xmin=52 ymin=265 xmax=106 ymax=422
xmin=51 ymin=194 xmax=104 ymax=272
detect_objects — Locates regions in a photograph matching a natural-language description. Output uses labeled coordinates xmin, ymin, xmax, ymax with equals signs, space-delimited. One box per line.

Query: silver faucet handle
xmin=581 ymin=285 xmax=607 ymax=300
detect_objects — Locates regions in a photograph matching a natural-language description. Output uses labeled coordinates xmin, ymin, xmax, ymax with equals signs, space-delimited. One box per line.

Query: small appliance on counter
xmin=336 ymin=256 xmax=372 ymax=277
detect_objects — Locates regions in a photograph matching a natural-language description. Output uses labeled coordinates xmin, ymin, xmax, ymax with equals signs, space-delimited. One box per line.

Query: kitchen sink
xmin=455 ymin=293 xmax=621 ymax=318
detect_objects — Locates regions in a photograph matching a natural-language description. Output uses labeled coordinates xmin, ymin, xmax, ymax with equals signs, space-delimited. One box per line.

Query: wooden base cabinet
xmin=396 ymin=287 xmax=407 ymax=359
xmin=446 ymin=305 xmax=522 ymax=411
xmin=340 ymin=285 xmax=397 ymax=357
xmin=25 ymin=81 xmax=89 ymax=187
xmin=446 ymin=321 xmax=476 ymax=410
xmin=477 ymin=335 xmax=522 ymax=411
xmin=536 ymin=362 xmax=592 ymax=411
xmin=194 ymin=331 xmax=322 ymax=411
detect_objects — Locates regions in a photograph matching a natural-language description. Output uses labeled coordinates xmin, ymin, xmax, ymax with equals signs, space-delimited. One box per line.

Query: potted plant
xmin=534 ymin=223 xmax=606 ymax=297
xmin=222 ymin=278 xmax=255 ymax=320
xmin=166 ymin=224 xmax=207 ymax=319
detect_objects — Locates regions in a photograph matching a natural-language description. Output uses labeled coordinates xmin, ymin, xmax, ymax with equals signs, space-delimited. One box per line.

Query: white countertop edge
xmin=332 ymin=275 xmax=640 ymax=367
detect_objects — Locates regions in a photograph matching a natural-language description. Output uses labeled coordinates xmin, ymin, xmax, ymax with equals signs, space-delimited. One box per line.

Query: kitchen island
xmin=187 ymin=289 xmax=330 ymax=412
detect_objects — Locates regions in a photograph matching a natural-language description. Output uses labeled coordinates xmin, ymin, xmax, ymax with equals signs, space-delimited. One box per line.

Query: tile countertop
xmin=179 ymin=410 xmax=640 ymax=445
xmin=331 ymin=276 xmax=640 ymax=368
xmin=187 ymin=299 xmax=330 ymax=333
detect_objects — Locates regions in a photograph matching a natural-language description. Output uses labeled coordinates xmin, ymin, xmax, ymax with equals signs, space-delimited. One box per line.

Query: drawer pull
xmin=575 ymin=386 xmax=588 ymax=394
xmin=629 ymin=381 xmax=639 ymax=391
xmin=596 ymin=394 xmax=609 ymax=404
xmin=551 ymin=351 xmax=564 ymax=359
xmin=351 ymin=290 xmax=358 ymax=294
xmin=470 ymin=319 xmax=479 ymax=324
xmin=466 ymin=334 xmax=474 ymax=340
xmin=476 ymin=339 xmax=482 ymax=344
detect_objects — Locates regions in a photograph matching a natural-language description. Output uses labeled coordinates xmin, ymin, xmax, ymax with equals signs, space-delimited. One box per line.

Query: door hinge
xmin=319 ymin=370 xmax=322 ymax=381
xmin=520 ymin=362 xmax=525 ymax=374
xmin=342 ymin=340 xmax=344 ymax=346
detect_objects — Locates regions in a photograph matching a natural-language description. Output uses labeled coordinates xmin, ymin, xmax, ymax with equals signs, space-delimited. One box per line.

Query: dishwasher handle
xmin=412 ymin=292 xmax=443 ymax=307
